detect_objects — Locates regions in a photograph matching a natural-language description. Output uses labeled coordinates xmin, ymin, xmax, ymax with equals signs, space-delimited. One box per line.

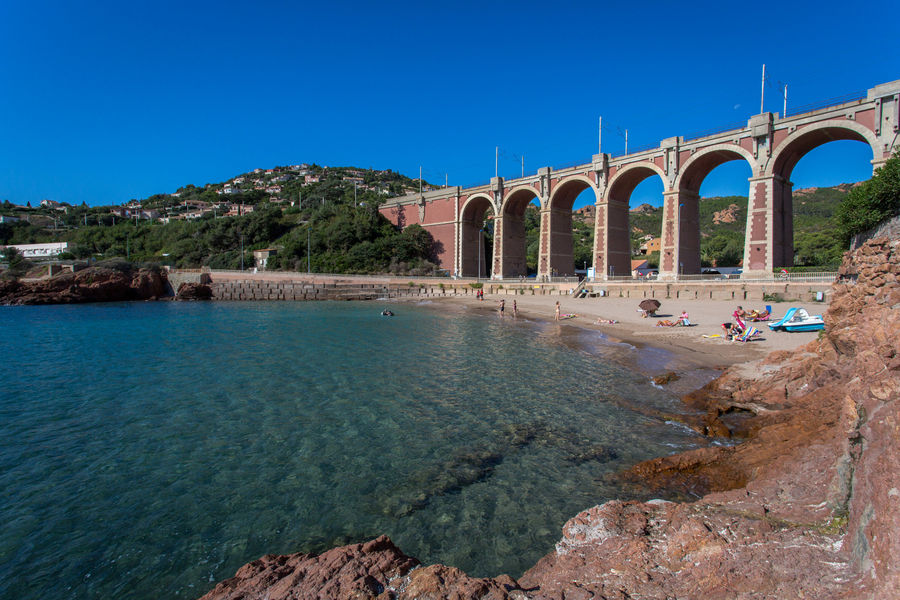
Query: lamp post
xmin=299 ymin=221 xmax=311 ymax=273
xmin=478 ymin=228 xmax=483 ymax=280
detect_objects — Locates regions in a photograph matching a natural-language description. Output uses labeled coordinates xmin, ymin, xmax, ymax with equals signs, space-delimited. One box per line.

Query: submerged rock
xmin=651 ymin=370 xmax=680 ymax=385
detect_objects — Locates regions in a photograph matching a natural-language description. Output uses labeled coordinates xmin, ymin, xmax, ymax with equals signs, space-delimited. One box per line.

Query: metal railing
xmin=582 ymin=271 xmax=838 ymax=284
xmin=610 ymin=142 xmax=658 ymax=158
xmin=551 ymin=159 xmax=589 ymax=171
xmin=682 ymin=120 xmax=748 ymax=143
xmin=783 ymin=91 xmax=866 ymax=118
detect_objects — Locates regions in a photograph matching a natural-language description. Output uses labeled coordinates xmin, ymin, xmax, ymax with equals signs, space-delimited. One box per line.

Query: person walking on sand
xmin=513 ymin=299 xmax=518 ymax=317
xmin=555 ymin=301 xmax=561 ymax=321
xmin=498 ymin=298 xmax=505 ymax=317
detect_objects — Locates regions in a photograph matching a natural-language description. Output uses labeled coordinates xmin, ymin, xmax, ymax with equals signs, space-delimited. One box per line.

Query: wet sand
xmin=393 ymin=292 xmax=825 ymax=394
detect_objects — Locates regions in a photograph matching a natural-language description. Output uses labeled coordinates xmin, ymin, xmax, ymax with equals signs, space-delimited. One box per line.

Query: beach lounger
xmin=733 ymin=326 xmax=761 ymax=342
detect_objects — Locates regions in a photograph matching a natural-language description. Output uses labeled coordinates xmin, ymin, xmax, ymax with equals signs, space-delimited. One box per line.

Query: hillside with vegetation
xmin=0 ymin=165 xmax=441 ymax=275
xmin=0 ymin=159 xmax=876 ymax=275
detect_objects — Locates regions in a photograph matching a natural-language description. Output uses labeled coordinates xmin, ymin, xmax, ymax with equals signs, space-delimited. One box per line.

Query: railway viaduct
xmin=380 ymin=79 xmax=900 ymax=281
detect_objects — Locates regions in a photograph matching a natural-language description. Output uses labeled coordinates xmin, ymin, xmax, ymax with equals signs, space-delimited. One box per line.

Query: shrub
xmin=95 ymin=259 xmax=134 ymax=273
xmin=835 ymin=151 xmax=900 ymax=243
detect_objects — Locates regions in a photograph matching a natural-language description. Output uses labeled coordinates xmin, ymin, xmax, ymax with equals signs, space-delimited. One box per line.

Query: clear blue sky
xmin=1 ymin=0 xmax=898 ymax=208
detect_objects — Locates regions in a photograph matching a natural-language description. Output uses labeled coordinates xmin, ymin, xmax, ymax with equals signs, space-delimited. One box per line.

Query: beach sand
xmin=394 ymin=292 xmax=825 ymax=393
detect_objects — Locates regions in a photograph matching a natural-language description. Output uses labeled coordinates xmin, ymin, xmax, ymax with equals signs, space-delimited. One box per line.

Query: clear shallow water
xmin=0 ymin=301 xmax=706 ymax=599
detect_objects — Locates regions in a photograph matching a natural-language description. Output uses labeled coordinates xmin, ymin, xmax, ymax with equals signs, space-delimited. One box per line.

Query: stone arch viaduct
xmin=380 ymin=79 xmax=900 ymax=281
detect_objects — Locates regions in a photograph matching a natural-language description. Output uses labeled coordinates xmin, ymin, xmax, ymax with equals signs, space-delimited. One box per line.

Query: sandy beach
xmin=396 ymin=291 xmax=826 ymax=391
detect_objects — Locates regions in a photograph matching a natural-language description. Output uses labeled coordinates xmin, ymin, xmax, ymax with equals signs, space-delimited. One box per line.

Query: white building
xmin=3 ymin=242 xmax=69 ymax=259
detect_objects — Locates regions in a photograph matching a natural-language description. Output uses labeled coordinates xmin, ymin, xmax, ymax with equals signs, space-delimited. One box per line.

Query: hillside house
xmin=639 ymin=237 xmax=661 ymax=255
xmin=253 ymin=248 xmax=277 ymax=271
xmin=631 ymin=259 xmax=649 ymax=277
xmin=2 ymin=242 xmax=69 ymax=258
xmin=40 ymin=199 xmax=68 ymax=211
xmin=225 ymin=204 xmax=254 ymax=217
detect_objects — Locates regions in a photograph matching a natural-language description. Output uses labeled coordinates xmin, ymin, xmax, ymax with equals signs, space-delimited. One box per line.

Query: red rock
xmin=176 ymin=281 xmax=212 ymax=300
xmin=0 ymin=265 xmax=167 ymax=305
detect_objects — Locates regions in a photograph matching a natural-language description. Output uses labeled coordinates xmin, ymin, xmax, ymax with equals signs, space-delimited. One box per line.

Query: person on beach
xmin=555 ymin=301 xmax=561 ymax=321
xmin=513 ymin=299 xmax=518 ymax=317
xmin=722 ymin=321 xmax=736 ymax=339
xmin=677 ymin=310 xmax=691 ymax=326
xmin=733 ymin=307 xmax=746 ymax=331
xmin=498 ymin=298 xmax=505 ymax=317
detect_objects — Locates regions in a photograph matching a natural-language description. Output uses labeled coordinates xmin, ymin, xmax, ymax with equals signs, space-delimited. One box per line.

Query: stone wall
xmin=851 ymin=213 xmax=900 ymax=250
xmin=209 ymin=279 xmax=473 ymax=301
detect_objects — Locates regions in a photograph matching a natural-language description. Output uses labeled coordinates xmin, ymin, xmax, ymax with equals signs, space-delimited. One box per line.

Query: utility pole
xmin=625 ymin=129 xmax=628 ymax=155
xmin=783 ymin=83 xmax=788 ymax=118
xmin=307 ymin=225 xmax=311 ymax=274
xmin=354 ymin=182 xmax=357 ymax=208
xmin=240 ymin=234 xmax=244 ymax=271
xmin=445 ymin=173 xmax=448 ymax=188
xmin=298 ymin=191 xmax=302 ymax=210
xmin=521 ymin=154 xmax=524 ymax=178
xmin=598 ymin=116 xmax=602 ymax=154
xmin=419 ymin=166 xmax=422 ymax=194
xmin=760 ymin=64 xmax=766 ymax=113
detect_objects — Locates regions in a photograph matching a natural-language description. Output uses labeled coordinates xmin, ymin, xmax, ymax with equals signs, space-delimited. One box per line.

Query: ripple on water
xmin=0 ymin=301 xmax=705 ymax=599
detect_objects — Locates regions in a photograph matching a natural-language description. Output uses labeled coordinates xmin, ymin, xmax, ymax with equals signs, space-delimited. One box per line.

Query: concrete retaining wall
xmin=582 ymin=281 xmax=831 ymax=303
xmin=210 ymin=279 xmax=482 ymax=301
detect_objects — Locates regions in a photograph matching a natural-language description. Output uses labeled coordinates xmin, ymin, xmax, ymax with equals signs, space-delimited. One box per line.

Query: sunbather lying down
xmin=655 ymin=319 xmax=678 ymax=327
xmin=747 ymin=309 xmax=770 ymax=321
xmin=596 ymin=318 xmax=618 ymax=324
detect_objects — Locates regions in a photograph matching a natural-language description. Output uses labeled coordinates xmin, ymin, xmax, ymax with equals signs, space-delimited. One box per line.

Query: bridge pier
xmin=659 ymin=190 xmax=701 ymax=280
xmin=743 ymin=174 xmax=793 ymax=277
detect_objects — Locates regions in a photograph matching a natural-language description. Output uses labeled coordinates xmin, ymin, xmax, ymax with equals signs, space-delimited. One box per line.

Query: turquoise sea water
xmin=0 ymin=301 xmax=706 ymax=599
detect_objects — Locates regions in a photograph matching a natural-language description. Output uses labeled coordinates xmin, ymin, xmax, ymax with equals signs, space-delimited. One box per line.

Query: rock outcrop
xmin=200 ymin=238 xmax=899 ymax=599
xmin=0 ymin=265 xmax=168 ymax=305
xmin=175 ymin=281 xmax=212 ymax=300
xmin=198 ymin=536 xmax=524 ymax=600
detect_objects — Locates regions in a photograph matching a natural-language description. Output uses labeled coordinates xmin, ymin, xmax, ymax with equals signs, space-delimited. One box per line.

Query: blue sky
xmin=1 ymin=0 xmax=898 ymax=208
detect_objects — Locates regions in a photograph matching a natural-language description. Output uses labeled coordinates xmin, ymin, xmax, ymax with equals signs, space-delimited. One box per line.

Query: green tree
xmin=1 ymin=246 xmax=31 ymax=279
xmin=835 ymin=151 xmax=900 ymax=243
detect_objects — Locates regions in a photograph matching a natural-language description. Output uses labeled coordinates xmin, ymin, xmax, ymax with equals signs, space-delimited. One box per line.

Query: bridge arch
xmin=606 ymin=162 xmax=669 ymax=202
xmin=540 ymin=175 xmax=599 ymax=278
xmin=459 ymin=193 xmax=496 ymax=278
xmin=677 ymin=144 xmax=757 ymax=193
xmin=745 ymin=120 xmax=881 ymax=273
xmin=499 ymin=186 xmax=542 ymax=278
xmin=671 ymin=145 xmax=758 ymax=275
xmin=597 ymin=163 xmax=669 ymax=279
xmin=766 ymin=119 xmax=879 ymax=179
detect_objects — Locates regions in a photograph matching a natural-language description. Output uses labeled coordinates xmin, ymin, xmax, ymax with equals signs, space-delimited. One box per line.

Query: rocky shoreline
xmin=0 ymin=264 xmax=169 ymax=305
xmin=199 ymin=237 xmax=900 ymax=599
